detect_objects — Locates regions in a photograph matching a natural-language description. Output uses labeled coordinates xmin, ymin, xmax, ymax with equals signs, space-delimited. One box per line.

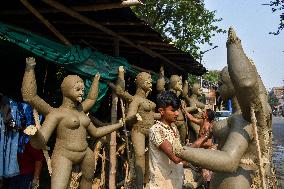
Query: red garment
xmin=17 ymin=142 xmax=44 ymax=175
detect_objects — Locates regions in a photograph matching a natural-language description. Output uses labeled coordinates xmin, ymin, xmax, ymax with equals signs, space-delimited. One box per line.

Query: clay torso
xmin=175 ymin=108 xmax=185 ymax=125
xmin=55 ymin=108 xmax=91 ymax=152
xmin=132 ymin=95 xmax=156 ymax=133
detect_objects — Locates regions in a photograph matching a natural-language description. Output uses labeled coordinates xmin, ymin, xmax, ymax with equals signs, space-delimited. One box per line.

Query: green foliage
xmin=132 ymin=0 xmax=226 ymax=58
xmin=268 ymin=91 xmax=280 ymax=109
xmin=266 ymin=0 xmax=284 ymax=35
xmin=187 ymin=70 xmax=219 ymax=88
xmin=187 ymin=73 xmax=199 ymax=86
xmin=202 ymin=70 xmax=220 ymax=85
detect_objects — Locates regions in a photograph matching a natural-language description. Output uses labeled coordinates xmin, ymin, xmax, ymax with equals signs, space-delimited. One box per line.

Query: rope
xmin=32 ymin=109 xmax=52 ymax=176
xmin=250 ymin=107 xmax=267 ymax=189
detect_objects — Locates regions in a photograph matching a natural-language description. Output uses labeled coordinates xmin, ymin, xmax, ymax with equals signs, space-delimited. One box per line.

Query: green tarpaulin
xmin=0 ymin=22 xmax=160 ymax=112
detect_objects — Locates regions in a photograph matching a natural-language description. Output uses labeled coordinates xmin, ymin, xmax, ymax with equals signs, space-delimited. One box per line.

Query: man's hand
xmin=26 ymin=57 xmax=36 ymax=67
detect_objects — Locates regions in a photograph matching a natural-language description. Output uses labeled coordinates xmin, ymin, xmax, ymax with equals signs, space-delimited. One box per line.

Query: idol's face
xmin=137 ymin=72 xmax=152 ymax=92
xmin=175 ymin=78 xmax=183 ymax=92
xmin=70 ymin=81 xmax=85 ymax=103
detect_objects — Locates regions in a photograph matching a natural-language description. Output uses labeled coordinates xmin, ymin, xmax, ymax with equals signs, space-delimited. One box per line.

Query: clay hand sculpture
xmin=156 ymin=66 xmax=166 ymax=92
xmin=114 ymin=66 xmax=133 ymax=103
xmin=21 ymin=57 xmax=139 ymax=189
xmin=174 ymin=27 xmax=277 ymax=189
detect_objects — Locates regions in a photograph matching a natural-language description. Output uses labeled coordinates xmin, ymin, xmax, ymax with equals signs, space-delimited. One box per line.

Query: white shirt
xmin=148 ymin=121 xmax=184 ymax=189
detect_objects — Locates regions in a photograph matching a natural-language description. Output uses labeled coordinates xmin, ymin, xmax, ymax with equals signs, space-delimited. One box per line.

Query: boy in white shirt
xmin=148 ymin=91 xmax=185 ymax=189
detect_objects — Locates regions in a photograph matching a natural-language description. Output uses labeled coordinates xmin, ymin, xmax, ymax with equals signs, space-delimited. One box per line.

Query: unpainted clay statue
xmin=156 ymin=67 xmax=196 ymax=145
xmin=181 ymin=80 xmax=200 ymax=115
xmin=175 ymin=27 xmax=277 ymax=189
xmin=183 ymin=82 xmax=206 ymax=139
xmin=21 ymin=57 xmax=138 ymax=189
xmin=169 ymin=75 xmax=188 ymax=145
xmin=114 ymin=71 xmax=160 ymax=188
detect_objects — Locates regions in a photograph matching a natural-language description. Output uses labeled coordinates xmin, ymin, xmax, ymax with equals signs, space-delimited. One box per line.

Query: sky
xmin=200 ymin=0 xmax=284 ymax=90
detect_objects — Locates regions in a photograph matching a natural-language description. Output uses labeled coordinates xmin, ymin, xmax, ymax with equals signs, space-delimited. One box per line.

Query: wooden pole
xmin=109 ymin=38 xmax=120 ymax=189
xmin=2 ymin=0 xmax=142 ymax=15
xmin=20 ymin=0 xmax=71 ymax=46
xmin=41 ymin=0 xmax=185 ymax=72
xmin=67 ymin=0 xmax=143 ymax=12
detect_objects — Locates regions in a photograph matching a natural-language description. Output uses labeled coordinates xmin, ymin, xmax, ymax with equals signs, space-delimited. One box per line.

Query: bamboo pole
xmin=41 ymin=0 xmax=185 ymax=72
xmin=120 ymin=98 xmax=131 ymax=188
xmin=2 ymin=0 xmax=142 ymax=15
xmin=109 ymin=38 xmax=120 ymax=189
xmin=20 ymin=0 xmax=71 ymax=46
xmin=67 ymin=0 xmax=143 ymax=12
xmin=100 ymin=147 xmax=106 ymax=188
xmin=109 ymin=92 xmax=118 ymax=189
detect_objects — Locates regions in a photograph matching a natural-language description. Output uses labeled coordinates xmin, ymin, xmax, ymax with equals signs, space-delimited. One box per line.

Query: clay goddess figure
xmin=112 ymin=71 xmax=159 ymax=188
xmin=157 ymin=67 xmax=196 ymax=145
xmin=169 ymin=75 xmax=188 ymax=145
xmin=183 ymin=82 xmax=205 ymax=139
xmin=127 ymin=72 xmax=161 ymax=188
xmin=21 ymin=57 xmax=138 ymax=189
xmin=175 ymin=28 xmax=277 ymax=189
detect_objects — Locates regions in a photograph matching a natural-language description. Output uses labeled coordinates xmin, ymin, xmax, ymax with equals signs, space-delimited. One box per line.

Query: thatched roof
xmin=0 ymin=0 xmax=206 ymax=77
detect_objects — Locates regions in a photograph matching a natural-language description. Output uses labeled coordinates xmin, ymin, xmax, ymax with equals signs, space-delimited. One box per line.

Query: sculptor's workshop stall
xmin=0 ymin=0 xmax=205 ymax=188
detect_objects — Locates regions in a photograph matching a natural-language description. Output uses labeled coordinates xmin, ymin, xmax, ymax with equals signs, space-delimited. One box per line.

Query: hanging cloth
xmin=0 ymin=113 xmax=5 ymax=178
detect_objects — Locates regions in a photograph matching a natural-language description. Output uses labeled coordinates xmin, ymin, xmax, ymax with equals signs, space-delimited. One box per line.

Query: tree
xmin=202 ymin=70 xmax=220 ymax=86
xmin=187 ymin=73 xmax=199 ymax=86
xmin=268 ymin=91 xmax=280 ymax=110
xmin=265 ymin=0 xmax=284 ymax=35
xmin=187 ymin=70 xmax=220 ymax=89
xmin=132 ymin=0 xmax=225 ymax=58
